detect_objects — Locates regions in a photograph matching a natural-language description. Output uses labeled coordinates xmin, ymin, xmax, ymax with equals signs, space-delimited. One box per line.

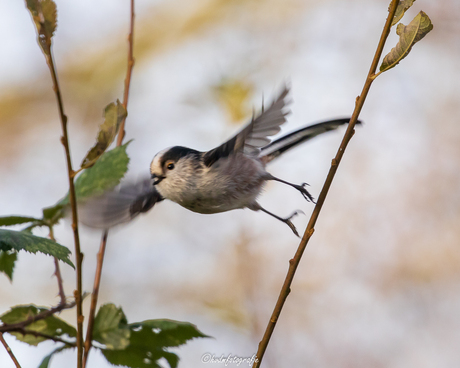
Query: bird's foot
xmin=282 ymin=210 xmax=304 ymax=237
xmin=295 ymin=183 xmax=315 ymax=203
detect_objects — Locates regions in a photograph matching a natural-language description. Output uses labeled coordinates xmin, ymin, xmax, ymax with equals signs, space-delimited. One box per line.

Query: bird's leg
xmin=265 ymin=174 xmax=315 ymax=203
xmin=257 ymin=206 xmax=303 ymax=237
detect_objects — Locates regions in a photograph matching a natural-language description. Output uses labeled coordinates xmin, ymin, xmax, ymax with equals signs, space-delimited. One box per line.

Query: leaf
xmin=81 ymin=101 xmax=127 ymax=169
xmin=42 ymin=204 xmax=66 ymax=225
xmin=60 ymin=142 xmax=131 ymax=206
xmin=0 ymin=305 xmax=77 ymax=346
xmin=25 ymin=0 xmax=57 ymax=54
xmin=43 ymin=142 xmax=131 ymax=226
xmin=0 ymin=250 xmax=17 ymax=281
xmin=0 ymin=229 xmax=74 ymax=268
xmin=38 ymin=346 xmax=70 ymax=368
xmin=391 ymin=0 xmax=416 ymax=26
xmin=0 ymin=216 xmax=42 ymax=227
xmin=101 ymin=318 xmax=209 ymax=368
xmin=93 ymin=304 xmax=130 ymax=350
xmin=380 ymin=11 xmax=433 ymax=73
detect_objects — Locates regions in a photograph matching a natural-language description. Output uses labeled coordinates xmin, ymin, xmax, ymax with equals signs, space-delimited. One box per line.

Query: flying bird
xmin=79 ymin=86 xmax=358 ymax=236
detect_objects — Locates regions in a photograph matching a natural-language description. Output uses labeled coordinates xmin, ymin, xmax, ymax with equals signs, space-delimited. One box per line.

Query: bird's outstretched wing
xmin=78 ymin=177 xmax=163 ymax=229
xmin=203 ymin=85 xmax=291 ymax=166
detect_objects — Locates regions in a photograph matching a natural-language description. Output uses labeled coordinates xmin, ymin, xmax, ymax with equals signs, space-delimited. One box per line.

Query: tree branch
xmin=5 ymin=328 xmax=76 ymax=347
xmin=82 ymin=230 xmax=108 ymax=367
xmin=49 ymin=227 xmax=66 ymax=305
xmin=0 ymin=301 xmax=76 ymax=333
xmin=0 ymin=332 xmax=21 ymax=368
xmin=117 ymin=0 xmax=136 ymax=147
xmin=44 ymin=47 xmax=84 ymax=368
xmin=83 ymin=1 xmax=136 ymax=366
xmin=253 ymin=1 xmax=401 ymax=366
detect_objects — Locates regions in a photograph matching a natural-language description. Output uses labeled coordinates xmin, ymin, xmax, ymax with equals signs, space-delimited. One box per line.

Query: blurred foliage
xmin=212 ymin=79 xmax=253 ymax=123
xmin=0 ymin=0 xmax=306 ymax=163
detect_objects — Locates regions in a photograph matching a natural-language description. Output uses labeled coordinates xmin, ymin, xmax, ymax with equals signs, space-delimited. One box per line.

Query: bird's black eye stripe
xmin=167 ymin=163 xmax=175 ymax=170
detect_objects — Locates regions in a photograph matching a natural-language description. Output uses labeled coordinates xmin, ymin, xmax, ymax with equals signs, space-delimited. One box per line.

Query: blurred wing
xmin=203 ymin=85 xmax=291 ymax=166
xmin=78 ymin=177 xmax=163 ymax=229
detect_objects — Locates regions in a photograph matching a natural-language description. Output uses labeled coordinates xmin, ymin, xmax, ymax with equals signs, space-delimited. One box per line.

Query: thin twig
xmin=0 ymin=301 xmax=76 ymax=333
xmin=0 ymin=332 xmax=21 ymax=368
xmin=253 ymin=1 xmax=401 ymax=366
xmin=44 ymin=48 xmax=84 ymax=367
xmin=6 ymin=328 xmax=76 ymax=347
xmin=83 ymin=1 xmax=136 ymax=366
xmin=116 ymin=0 xmax=136 ymax=147
xmin=82 ymin=230 xmax=108 ymax=368
xmin=49 ymin=228 xmax=66 ymax=304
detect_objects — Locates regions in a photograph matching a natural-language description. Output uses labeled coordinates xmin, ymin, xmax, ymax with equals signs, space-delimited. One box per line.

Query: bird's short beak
xmin=151 ymin=173 xmax=165 ymax=185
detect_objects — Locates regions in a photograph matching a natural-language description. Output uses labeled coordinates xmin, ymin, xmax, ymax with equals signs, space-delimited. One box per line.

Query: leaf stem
xmin=0 ymin=332 xmax=21 ymax=368
xmin=252 ymin=1 xmax=401 ymax=366
xmin=44 ymin=48 xmax=84 ymax=368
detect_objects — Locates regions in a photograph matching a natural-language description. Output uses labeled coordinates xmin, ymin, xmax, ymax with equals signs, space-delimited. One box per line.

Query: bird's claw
xmin=283 ymin=210 xmax=304 ymax=237
xmin=299 ymin=183 xmax=315 ymax=203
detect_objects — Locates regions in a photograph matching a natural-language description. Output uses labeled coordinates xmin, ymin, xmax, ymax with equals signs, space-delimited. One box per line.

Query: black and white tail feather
xmin=79 ymin=85 xmax=360 ymax=235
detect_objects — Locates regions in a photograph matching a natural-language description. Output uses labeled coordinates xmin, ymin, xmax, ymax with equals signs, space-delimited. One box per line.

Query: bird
xmin=79 ymin=85 xmax=359 ymax=236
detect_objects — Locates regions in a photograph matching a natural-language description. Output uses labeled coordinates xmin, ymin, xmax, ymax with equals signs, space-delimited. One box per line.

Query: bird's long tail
xmin=259 ymin=118 xmax=360 ymax=164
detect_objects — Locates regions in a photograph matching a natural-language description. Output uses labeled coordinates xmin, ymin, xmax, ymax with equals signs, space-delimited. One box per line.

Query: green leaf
xmin=380 ymin=11 xmax=433 ymax=73
xmin=0 ymin=305 xmax=77 ymax=346
xmin=0 ymin=216 xmax=42 ymax=227
xmin=81 ymin=101 xmax=127 ymax=169
xmin=60 ymin=142 xmax=131 ymax=206
xmin=93 ymin=304 xmax=130 ymax=350
xmin=43 ymin=142 xmax=131 ymax=226
xmin=391 ymin=0 xmax=416 ymax=26
xmin=25 ymin=0 xmax=57 ymax=54
xmin=0 ymin=229 xmax=74 ymax=268
xmin=38 ymin=346 xmax=70 ymax=368
xmin=101 ymin=318 xmax=209 ymax=368
xmin=0 ymin=250 xmax=17 ymax=281
xmin=42 ymin=204 xmax=66 ymax=225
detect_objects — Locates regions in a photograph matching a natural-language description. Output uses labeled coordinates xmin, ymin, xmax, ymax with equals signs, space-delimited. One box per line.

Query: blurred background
xmin=1 ymin=0 xmax=459 ymax=367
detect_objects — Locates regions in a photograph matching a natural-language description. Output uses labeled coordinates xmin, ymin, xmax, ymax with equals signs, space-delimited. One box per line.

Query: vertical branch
xmin=44 ymin=50 xmax=84 ymax=368
xmin=83 ymin=1 xmax=136 ymax=366
xmin=0 ymin=332 xmax=22 ymax=368
xmin=253 ymin=1 xmax=401 ymax=366
xmin=117 ymin=0 xmax=136 ymax=147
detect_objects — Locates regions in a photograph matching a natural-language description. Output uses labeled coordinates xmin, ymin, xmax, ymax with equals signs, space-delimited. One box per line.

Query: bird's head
xmin=150 ymin=146 xmax=201 ymax=187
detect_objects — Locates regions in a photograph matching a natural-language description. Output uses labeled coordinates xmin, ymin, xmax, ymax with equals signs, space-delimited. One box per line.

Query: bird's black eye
xmin=167 ymin=163 xmax=175 ymax=170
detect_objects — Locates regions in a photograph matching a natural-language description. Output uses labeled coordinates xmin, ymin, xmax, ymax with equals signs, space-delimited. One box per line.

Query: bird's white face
xmin=149 ymin=146 xmax=202 ymax=202
xmin=149 ymin=147 xmax=171 ymax=182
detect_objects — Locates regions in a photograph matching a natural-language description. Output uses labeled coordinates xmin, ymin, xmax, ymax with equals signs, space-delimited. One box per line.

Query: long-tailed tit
xmin=80 ymin=86 xmax=359 ymax=236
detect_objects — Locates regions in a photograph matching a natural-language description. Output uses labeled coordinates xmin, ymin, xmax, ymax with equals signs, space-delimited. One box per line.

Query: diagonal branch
xmin=5 ymin=328 xmax=76 ymax=347
xmin=83 ymin=230 xmax=108 ymax=367
xmin=253 ymin=1 xmax=401 ymax=366
xmin=83 ymin=1 xmax=136 ymax=367
xmin=0 ymin=301 xmax=76 ymax=333
xmin=0 ymin=332 xmax=21 ymax=368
